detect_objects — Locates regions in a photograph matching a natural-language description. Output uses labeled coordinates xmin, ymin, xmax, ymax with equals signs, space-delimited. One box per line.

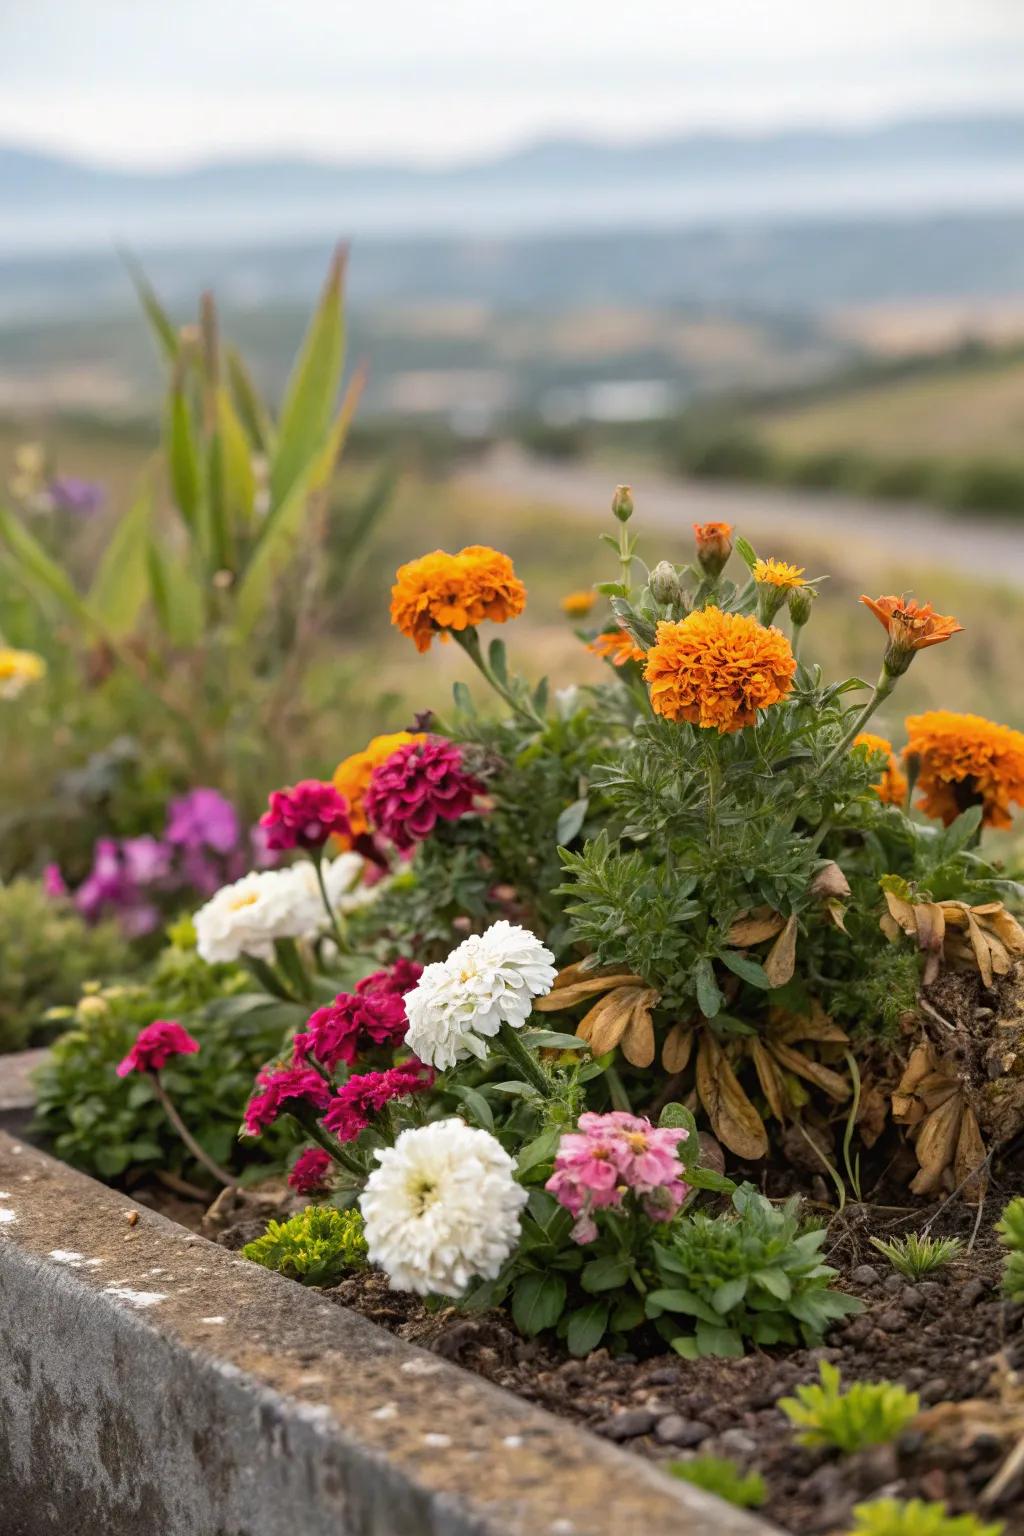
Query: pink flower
xmin=545 ymin=1111 xmax=690 ymax=1244
xmin=364 ymin=738 xmax=483 ymax=851
xmin=42 ymin=863 xmax=68 ymax=898
xmin=287 ymin=1146 xmax=333 ymax=1195
xmin=355 ymin=957 xmax=423 ymax=998
xmin=166 ymin=787 xmax=240 ymax=854
xmin=292 ymin=989 xmax=409 ymax=1071
xmin=260 ymin=779 xmax=352 ymax=852
xmin=243 ymin=1065 xmax=331 ymax=1136
xmin=116 ymin=1020 xmax=200 ymax=1077
xmin=322 ymin=1063 xmax=434 ymax=1143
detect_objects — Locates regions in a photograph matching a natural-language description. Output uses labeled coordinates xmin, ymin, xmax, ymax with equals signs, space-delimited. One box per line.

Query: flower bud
xmin=648 ymin=561 xmax=680 ymax=606
xmin=692 ymin=521 xmax=733 ymax=579
xmin=611 ymin=485 xmax=634 ymax=523
xmin=788 ymin=585 xmax=815 ymax=628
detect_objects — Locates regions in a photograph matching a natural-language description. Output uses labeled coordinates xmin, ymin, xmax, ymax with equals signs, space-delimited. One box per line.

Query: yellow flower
xmin=0 ymin=647 xmax=46 ymax=700
xmin=333 ymin=731 xmax=426 ymax=838
xmin=587 ymin=629 xmax=647 ymax=667
xmin=753 ymin=558 xmax=806 ymax=590
xmin=390 ymin=546 xmax=526 ymax=652
xmin=644 ymin=607 xmax=796 ymax=732
xmin=904 ymin=711 xmax=1024 ymax=830
xmin=852 ymin=732 xmax=908 ymax=806
xmin=560 ymin=589 xmax=596 ymax=618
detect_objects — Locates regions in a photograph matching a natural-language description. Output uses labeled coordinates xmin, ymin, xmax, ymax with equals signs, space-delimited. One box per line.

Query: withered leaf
xmin=763 ymin=915 xmax=798 ymax=988
xmin=661 ymin=1022 xmax=694 ymax=1074
xmin=726 ymin=908 xmax=786 ymax=946
xmin=696 ymin=1032 xmax=768 ymax=1161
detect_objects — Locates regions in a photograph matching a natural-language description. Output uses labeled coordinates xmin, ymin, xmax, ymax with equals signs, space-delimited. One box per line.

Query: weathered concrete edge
xmin=0 ymin=1048 xmax=46 ymax=1137
xmin=0 ymin=1132 xmax=777 ymax=1536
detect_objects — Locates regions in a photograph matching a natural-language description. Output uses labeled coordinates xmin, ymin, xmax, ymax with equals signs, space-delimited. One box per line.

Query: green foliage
xmin=868 ymin=1232 xmax=963 ymax=1280
xmin=778 ymin=1362 xmax=919 ymax=1451
xmin=849 ymin=1499 xmax=1004 ymax=1536
xmin=0 ymin=880 xmax=132 ymax=1052
xmin=647 ymin=1185 xmax=862 ymax=1358
xmin=32 ymin=938 xmax=302 ymax=1183
xmin=668 ymin=1456 xmax=766 ymax=1509
xmin=997 ymin=1196 xmax=1024 ymax=1302
xmin=242 ymin=1206 xmax=367 ymax=1286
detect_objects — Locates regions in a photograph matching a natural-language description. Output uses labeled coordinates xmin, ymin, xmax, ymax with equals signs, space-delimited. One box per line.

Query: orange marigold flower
xmin=561 ymin=589 xmax=597 ymax=618
xmin=753 ymin=558 xmax=805 ymax=589
xmin=904 ymin=711 xmax=1024 ymax=830
xmin=860 ymin=594 xmax=963 ymax=676
xmin=692 ymin=521 xmax=733 ymax=578
xmin=588 ymin=629 xmax=647 ymax=667
xmin=644 ymin=607 xmax=796 ymax=732
xmin=333 ymin=731 xmax=425 ymax=838
xmin=852 ymin=731 xmax=908 ymax=807
xmin=390 ymin=545 xmax=526 ymax=652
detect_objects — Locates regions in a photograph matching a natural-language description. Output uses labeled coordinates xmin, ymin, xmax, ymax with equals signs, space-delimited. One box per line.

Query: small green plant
xmin=996 ymin=1196 xmax=1024 ymax=1302
xmin=869 ymin=1231 xmax=964 ymax=1280
xmin=779 ymin=1361 xmax=919 ymax=1452
xmin=669 ymin=1455 xmax=766 ymax=1509
xmin=849 ymin=1498 xmax=1004 ymax=1536
xmin=647 ymin=1185 xmax=863 ymax=1359
xmin=242 ymin=1206 xmax=367 ymax=1286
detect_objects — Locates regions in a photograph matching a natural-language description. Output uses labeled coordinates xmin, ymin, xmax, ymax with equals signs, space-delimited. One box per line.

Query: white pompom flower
xmin=193 ymin=856 xmax=378 ymax=965
xmin=404 ymin=919 xmax=556 ymax=1070
xmin=359 ymin=1118 xmax=528 ymax=1296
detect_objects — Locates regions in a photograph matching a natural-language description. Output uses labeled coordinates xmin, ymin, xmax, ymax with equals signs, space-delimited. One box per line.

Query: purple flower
xmin=42 ymin=863 xmax=68 ymax=898
xmin=121 ymin=835 xmax=173 ymax=886
xmin=47 ymin=476 xmax=105 ymax=515
xmin=364 ymin=738 xmax=483 ymax=851
xmin=166 ymin=788 xmax=240 ymax=855
xmin=74 ymin=836 xmax=163 ymax=935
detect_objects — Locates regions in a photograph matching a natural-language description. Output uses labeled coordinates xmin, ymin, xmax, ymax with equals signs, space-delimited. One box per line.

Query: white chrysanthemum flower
xmin=360 ymin=1118 xmax=528 ymax=1296
xmin=194 ymin=868 xmax=322 ymax=963
xmin=320 ymin=852 xmax=381 ymax=915
xmin=404 ymin=920 xmax=556 ymax=1070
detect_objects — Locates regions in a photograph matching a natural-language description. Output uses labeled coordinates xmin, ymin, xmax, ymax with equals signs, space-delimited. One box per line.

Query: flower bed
xmin=29 ymin=494 xmax=1024 ymax=1536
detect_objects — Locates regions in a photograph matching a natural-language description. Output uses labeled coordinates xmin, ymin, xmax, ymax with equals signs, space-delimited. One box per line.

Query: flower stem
xmin=453 ymin=629 xmax=544 ymax=729
xmin=818 ymin=667 xmax=897 ymax=780
xmin=296 ymin=1114 xmax=366 ymax=1180
xmin=313 ymin=849 xmax=347 ymax=952
xmin=498 ymin=1021 xmax=551 ymax=1096
xmin=152 ymin=1074 xmax=235 ymax=1189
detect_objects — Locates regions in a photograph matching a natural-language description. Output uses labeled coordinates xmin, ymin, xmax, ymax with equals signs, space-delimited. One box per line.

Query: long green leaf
xmin=217 ymin=386 xmax=256 ymax=530
xmin=146 ymin=535 xmax=204 ymax=647
xmin=121 ymin=249 xmax=179 ymax=362
xmin=87 ymin=478 xmax=152 ymax=636
xmin=0 ymin=503 xmax=100 ymax=630
xmin=166 ymin=382 xmax=202 ymax=536
xmin=234 ymin=366 xmax=364 ymax=638
xmin=227 ymin=345 xmax=274 ymax=454
xmin=269 ymin=246 xmax=346 ymax=508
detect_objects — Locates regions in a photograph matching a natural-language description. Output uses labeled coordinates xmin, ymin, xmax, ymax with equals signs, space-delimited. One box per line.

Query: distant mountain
xmin=4 ymin=114 xmax=1024 ymax=253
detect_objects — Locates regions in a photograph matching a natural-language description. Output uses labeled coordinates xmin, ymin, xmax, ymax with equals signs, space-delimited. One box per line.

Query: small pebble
xmin=920 ymin=1376 xmax=950 ymax=1404
xmin=902 ymin=1286 xmax=927 ymax=1310
xmin=962 ymin=1277 xmax=989 ymax=1305
xmin=654 ymin=1416 xmax=713 ymax=1448
xmin=876 ymin=1309 xmax=905 ymax=1332
xmin=917 ymin=1281 xmax=945 ymax=1304
xmin=596 ymin=1408 xmax=658 ymax=1442
xmin=716 ymin=1428 xmax=758 ymax=1459
xmin=883 ymin=1273 xmax=905 ymax=1295
xmin=850 ymin=1265 xmax=881 ymax=1288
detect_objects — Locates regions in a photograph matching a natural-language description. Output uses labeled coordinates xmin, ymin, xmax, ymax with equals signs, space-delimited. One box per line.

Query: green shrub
xmin=868 ymin=1232 xmax=963 ymax=1280
xmin=0 ymin=880 xmax=132 ymax=1053
xmin=997 ymin=1196 xmax=1024 ymax=1302
xmin=242 ymin=1206 xmax=367 ymax=1286
xmin=669 ymin=1455 xmax=766 ymax=1508
xmin=32 ymin=938 xmax=303 ymax=1182
xmin=779 ymin=1361 xmax=919 ymax=1451
xmin=849 ymin=1499 xmax=1003 ymax=1536
xmin=647 ymin=1185 xmax=863 ymax=1358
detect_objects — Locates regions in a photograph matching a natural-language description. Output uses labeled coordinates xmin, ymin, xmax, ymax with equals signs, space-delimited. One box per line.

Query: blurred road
xmin=461 ymin=446 xmax=1024 ymax=587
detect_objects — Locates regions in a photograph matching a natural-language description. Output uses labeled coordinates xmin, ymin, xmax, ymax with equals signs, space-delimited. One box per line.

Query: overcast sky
xmin=2 ymin=0 xmax=1023 ymax=167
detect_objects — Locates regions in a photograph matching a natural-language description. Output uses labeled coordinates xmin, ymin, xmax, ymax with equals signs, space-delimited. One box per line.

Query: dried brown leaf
xmin=661 ymin=1022 xmax=694 ymax=1074
xmin=696 ymin=1032 xmax=768 ymax=1160
xmin=763 ymin=915 xmax=798 ymax=988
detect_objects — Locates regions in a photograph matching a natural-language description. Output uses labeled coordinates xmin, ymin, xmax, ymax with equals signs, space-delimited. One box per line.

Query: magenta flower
xmin=74 ymin=836 xmax=161 ymax=936
xmin=287 ymin=1146 xmax=333 ymax=1195
xmin=260 ymin=780 xmax=351 ymax=852
xmin=243 ymin=1065 xmax=331 ymax=1136
xmin=292 ymin=989 xmax=409 ymax=1071
xmin=166 ymin=788 xmax=240 ymax=854
xmin=364 ymin=738 xmax=483 ymax=851
xmin=355 ymin=957 xmax=423 ymax=998
xmin=322 ymin=1063 xmax=434 ymax=1143
xmin=116 ymin=1020 xmax=200 ymax=1078
xmin=42 ymin=863 xmax=68 ymax=898
xmin=545 ymin=1111 xmax=690 ymax=1244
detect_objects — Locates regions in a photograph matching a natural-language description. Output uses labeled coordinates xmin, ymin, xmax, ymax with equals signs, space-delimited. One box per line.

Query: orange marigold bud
xmin=643 ymin=607 xmax=796 ymax=733
xmin=588 ymin=629 xmax=647 ymax=667
xmin=390 ymin=546 xmax=526 ymax=652
xmin=692 ymin=521 xmax=733 ymax=579
xmin=560 ymin=589 xmax=597 ymax=618
xmin=860 ymin=594 xmax=963 ymax=677
xmin=333 ymin=731 xmax=426 ymax=838
xmin=904 ymin=711 xmax=1024 ymax=829
xmin=852 ymin=731 xmax=908 ymax=806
